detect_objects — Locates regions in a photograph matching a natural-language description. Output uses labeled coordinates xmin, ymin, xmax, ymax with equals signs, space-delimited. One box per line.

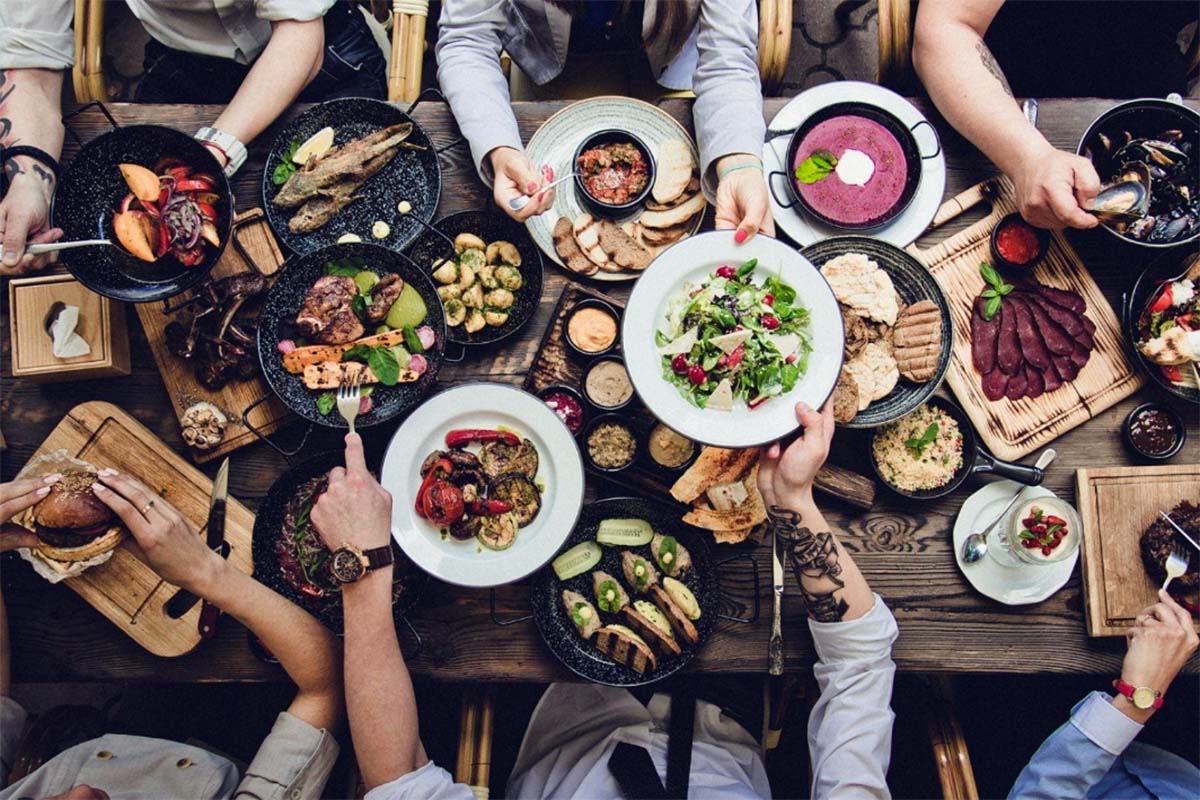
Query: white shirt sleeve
xmin=806 ymin=594 xmax=899 ymax=800
xmin=363 ymin=760 xmax=476 ymax=800
xmin=0 ymin=0 xmax=74 ymax=70
xmin=253 ymin=0 xmax=338 ymax=23
xmin=0 ymin=697 xmax=28 ymax=787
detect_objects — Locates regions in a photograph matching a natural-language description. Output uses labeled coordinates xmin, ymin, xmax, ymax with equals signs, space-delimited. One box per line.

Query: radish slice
xmin=416 ymin=325 xmax=436 ymax=350
xmin=277 ymin=339 xmax=296 ymax=354
xmin=358 ymin=396 xmax=373 ymax=415
xmin=409 ymin=354 xmax=428 ymax=375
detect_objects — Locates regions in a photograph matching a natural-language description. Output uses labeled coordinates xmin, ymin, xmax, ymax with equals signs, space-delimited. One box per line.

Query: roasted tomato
xmin=422 ymin=480 xmax=464 ymax=526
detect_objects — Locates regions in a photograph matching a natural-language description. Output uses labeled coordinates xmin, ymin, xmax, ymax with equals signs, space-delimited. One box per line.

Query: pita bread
xmin=553 ymin=216 xmax=598 ymax=276
xmin=712 ymin=526 xmax=754 ymax=544
xmin=645 ymin=191 xmax=697 ymax=212
xmin=682 ymin=477 xmax=766 ymax=530
xmin=639 ymin=193 xmax=706 ymax=229
xmin=572 ymin=214 xmax=609 ymax=268
xmin=652 ymin=139 xmax=695 ymax=204
xmin=639 ymin=222 xmax=690 ymax=245
xmin=670 ymin=447 xmax=758 ymax=503
xmin=820 ymin=252 xmax=900 ymax=326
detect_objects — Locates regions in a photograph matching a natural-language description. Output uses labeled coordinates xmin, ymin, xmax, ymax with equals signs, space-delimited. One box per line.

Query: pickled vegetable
xmin=597 ymin=518 xmax=653 ymax=546
xmin=386 ymin=282 xmax=428 ymax=329
xmin=552 ymin=541 xmax=602 ymax=581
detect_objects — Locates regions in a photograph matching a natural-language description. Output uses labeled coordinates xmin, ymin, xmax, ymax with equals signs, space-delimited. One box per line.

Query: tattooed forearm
xmin=975 ymin=40 xmax=1012 ymax=97
xmin=769 ymin=505 xmax=848 ymax=622
xmin=0 ymin=70 xmax=17 ymax=147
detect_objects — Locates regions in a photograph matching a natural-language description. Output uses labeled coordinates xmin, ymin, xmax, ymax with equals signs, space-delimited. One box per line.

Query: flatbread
xmin=553 ymin=216 xmax=598 ymax=276
xmin=820 ymin=252 xmax=900 ymax=326
xmin=851 ymin=341 xmax=899 ymax=403
xmin=670 ymin=447 xmax=758 ymax=503
xmin=645 ymin=190 xmax=699 ymax=213
xmin=639 ymin=193 xmax=706 ymax=229
xmin=831 ymin=368 xmax=859 ymax=423
xmin=639 ymin=223 xmax=690 ymax=246
xmin=712 ymin=526 xmax=754 ymax=544
xmin=652 ymin=139 xmax=695 ymax=204
xmin=893 ymin=299 xmax=942 ymax=383
xmin=842 ymin=305 xmax=870 ymax=360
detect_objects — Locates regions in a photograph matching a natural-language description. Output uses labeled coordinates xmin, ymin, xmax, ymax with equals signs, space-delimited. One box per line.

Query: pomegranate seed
xmin=761 ymin=314 xmax=780 ymax=330
xmin=717 ymin=354 xmax=729 ymax=367
xmin=715 ymin=265 xmax=736 ymax=279
xmin=688 ymin=365 xmax=707 ymax=385
xmin=785 ymin=353 xmax=797 ymax=364
xmin=1041 ymin=546 xmax=1052 ymax=556
xmin=671 ymin=354 xmax=689 ymax=375
xmin=763 ymin=294 xmax=774 ymax=306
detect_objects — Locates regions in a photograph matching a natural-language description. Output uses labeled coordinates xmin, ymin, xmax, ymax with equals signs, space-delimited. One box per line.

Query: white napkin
xmin=49 ymin=304 xmax=91 ymax=358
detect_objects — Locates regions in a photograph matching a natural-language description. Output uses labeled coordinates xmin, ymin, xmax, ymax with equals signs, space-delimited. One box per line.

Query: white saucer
xmin=953 ymin=481 xmax=1078 ymax=605
xmin=763 ymin=81 xmax=946 ymax=248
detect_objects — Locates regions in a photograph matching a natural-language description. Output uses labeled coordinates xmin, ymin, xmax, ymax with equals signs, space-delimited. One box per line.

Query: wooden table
xmin=2 ymin=98 xmax=1197 ymax=683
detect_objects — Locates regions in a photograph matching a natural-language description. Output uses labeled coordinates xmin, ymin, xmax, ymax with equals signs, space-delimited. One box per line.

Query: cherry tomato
xmin=1162 ymin=365 xmax=1184 ymax=384
xmin=422 ymin=481 xmax=464 ymax=526
xmin=1149 ymin=285 xmax=1173 ymax=314
xmin=671 ymin=354 xmax=689 ymax=374
xmin=688 ymin=365 xmax=706 ymax=385
xmin=761 ymin=314 xmax=780 ymax=330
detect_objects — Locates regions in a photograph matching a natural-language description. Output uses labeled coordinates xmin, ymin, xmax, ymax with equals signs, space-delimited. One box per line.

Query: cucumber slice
xmin=386 ymin=282 xmax=428 ymax=329
xmin=353 ymin=270 xmax=379 ymax=295
xmin=552 ymin=541 xmax=602 ymax=581
xmin=596 ymin=518 xmax=653 ymax=547
xmin=389 ymin=345 xmax=412 ymax=370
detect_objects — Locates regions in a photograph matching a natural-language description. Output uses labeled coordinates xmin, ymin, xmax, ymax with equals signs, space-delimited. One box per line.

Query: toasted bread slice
xmin=594 ymin=625 xmax=657 ymax=674
xmin=649 ymin=585 xmax=700 ymax=646
xmin=592 ymin=570 xmax=630 ymax=612
xmin=597 ymin=220 xmax=652 ymax=270
xmin=621 ymin=606 xmax=682 ymax=658
xmin=553 ymin=216 xmax=598 ymax=276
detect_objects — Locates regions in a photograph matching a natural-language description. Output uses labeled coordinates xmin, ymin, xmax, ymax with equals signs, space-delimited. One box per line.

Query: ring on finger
xmin=139 ymin=499 xmax=156 ymax=516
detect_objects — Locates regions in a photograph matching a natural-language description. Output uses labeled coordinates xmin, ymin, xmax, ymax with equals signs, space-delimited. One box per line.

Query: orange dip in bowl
xmin=567 ymin=307 xmax=617 ymax=353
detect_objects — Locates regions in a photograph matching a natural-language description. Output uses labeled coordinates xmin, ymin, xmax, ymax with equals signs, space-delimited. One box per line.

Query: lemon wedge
xmin=293 ymin=127 xmax=335 ymax=165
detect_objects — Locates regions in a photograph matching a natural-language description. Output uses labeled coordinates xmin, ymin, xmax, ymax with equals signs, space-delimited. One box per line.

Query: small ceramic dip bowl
xmin=564 ymin=298 xmax=620 ymax=359
xmin=990 ymin=213 xmax=1049 ymax=270
xmin=1122 ymin=402 xmax=1186 ymax=461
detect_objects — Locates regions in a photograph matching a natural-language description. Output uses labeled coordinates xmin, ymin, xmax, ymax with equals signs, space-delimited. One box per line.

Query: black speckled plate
xmin=256 ymin=242 xmax=445 ymax=428
xmin=531 ymin=497 xmax=716 ymax=687
xmin=53 ymin=124 xmax=233 ymax=302
xmin=251 ymin=450 xmax=428 ymax=634
xmin=801 ymin=236 xmax=952 ymax=428
xmin=405 ymin=209 xmax=544 ymax=347
xmin=262 ymin=98 xmax=440 ymax=256
xmin=1126 ymin=254 xmax=1199 ymax=406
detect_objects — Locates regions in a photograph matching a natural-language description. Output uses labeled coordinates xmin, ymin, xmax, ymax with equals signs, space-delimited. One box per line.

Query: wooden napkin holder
xmin=8 ymin=273 xmax=130 ymax=382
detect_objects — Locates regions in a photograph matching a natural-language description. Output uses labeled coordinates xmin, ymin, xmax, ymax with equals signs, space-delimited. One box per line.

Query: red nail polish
xmin=527 ymin=182 xmax=538 ymax=193
xmin=537 ymin=192 xmax=545 ymax=202
xmin=734 ymin=229 xmax=748 ymax=244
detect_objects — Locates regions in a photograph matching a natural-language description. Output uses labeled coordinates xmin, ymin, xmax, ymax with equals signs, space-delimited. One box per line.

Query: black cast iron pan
xmin=404 ymin=208 xmax=544 ymax=352
xmin=262 ymin=96 xmax=440 ymax=256
xmin=256 ymin=241 xmax=445 ymax=428
xmin=53 ymin=107 xmax=233 ymax=303
xmin=251 ymin=450 xmax=427 ymax=635
xmin=1124 ymin=251 xmax=1200 ymax=406
xmin=870 ymin=396 xmax=1044 ymax=501
xmin=531 ymin=497 xmax=718 ymax=687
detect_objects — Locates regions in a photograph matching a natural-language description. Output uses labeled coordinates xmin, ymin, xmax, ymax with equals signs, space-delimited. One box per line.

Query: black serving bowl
xmin=537 ymin=384 xmax=589 ymax=437
xmin=581 ymin=412 xmax=641 ymax=474
xmin=640 ymin=420 xmax=700 ymax=475
xmin=990 ymin=213 xmax=1049 ymax=270
xmin=1122 ymin=402 xmax=1187 ymax=461
xmin=563 ymin=297 xmax=621 ymax=359
xmin=53 ymin=124 xmax=233 ymax=302
xmin=582 ymin=355 xmax=635 ymax=412
xmin=1123 ymin=252 xmax=1200 ymax=406
xmin=573 ymin=129 xmax=656 ymax=217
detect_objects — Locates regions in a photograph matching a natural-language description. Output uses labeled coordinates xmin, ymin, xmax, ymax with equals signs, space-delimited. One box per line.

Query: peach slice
xmin=118 ymin=163 xmax=161 ymax=202
xmin=114 ymin=210 xmax=157 ymax=261
xmin=200 ymin=220 xmax=220 ymax=247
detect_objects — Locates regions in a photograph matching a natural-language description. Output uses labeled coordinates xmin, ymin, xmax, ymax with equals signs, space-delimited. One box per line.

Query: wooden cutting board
xmin=21 ymin=402 xmax=255 ymax=656
xmin=136 ymin=208 xmax=290 ymax=463
xmin=909 ymin=178 xmax=1143 ymax=461
xmin=1076 ymin=464 xmax=1200 ymax=637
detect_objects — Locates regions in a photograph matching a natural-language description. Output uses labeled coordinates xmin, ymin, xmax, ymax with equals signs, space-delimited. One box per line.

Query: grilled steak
xmin=1140 ymin=500 xmax=1199 ymax=591
xmin=296 ymin=275 xmax=363 ymax=345
xmin=366 ymin=274 xmax=403 ymax=322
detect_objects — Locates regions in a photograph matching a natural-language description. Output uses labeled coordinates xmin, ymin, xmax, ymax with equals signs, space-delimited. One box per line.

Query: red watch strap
xmin=1112 ymin=679 xmax=1164 ymax=709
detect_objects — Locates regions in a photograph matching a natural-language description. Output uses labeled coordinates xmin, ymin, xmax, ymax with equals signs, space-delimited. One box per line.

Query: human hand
xmin=91 ymin=469 xmax=225 ymax=594
xmin=311 ymin=434 xmax=392 ymax=553
xmin=757 ymin=401 xmax=834 ymax=512
xmin=489 ymin=147 xmax=553 ymax=223
xmin=0 ymin=474 xmax=61 ymax=551
xmin=1121 ymin=590 xmax=1199 ymax=713
xmin=714 ymin=155 xmax=775 ymax=244
xmin=1010 ymin=145 xmax=1100 ymax=230
xmin=0 ymin=166 xmax=63 ymax=275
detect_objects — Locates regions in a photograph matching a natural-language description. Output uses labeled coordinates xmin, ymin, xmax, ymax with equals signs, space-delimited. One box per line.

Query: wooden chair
xmin=71 ymin=0 xmax=108 ymax=103
xmin=923 ymin=676 xmax=980 ymax=800
xmin=454 ymin=684 xmax=494 ymax=799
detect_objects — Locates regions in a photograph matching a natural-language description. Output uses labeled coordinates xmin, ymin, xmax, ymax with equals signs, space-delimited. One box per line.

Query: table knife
xmin=1160 ymin=511 xmax=1200 ymax=553
xmin=768 ymin=526 xmax=784 ymax=677
xmin=163 ymin=458 xmax=230 ymax=632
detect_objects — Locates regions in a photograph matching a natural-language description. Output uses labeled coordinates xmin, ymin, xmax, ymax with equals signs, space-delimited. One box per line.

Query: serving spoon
xmin=509 ymin=171 xmax=579 ymax=211
xmin=26 ymin=238 xmax=114 ymax=255
xmin=961 ymin=449 xmax=1056 ymax=564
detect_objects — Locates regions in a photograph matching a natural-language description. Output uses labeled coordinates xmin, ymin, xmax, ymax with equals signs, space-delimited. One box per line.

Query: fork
xmin=336 ymin=370 xmax=363 ymax=435
xmin=1161 ymin=544 xmax=1189 ymax=592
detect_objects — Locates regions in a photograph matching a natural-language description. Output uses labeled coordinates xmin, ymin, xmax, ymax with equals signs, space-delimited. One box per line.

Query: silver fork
xmin=336 ymin=369 xmax=363 ymax=435
xmin=1161 ymin=544 xmax=1189 ymax=592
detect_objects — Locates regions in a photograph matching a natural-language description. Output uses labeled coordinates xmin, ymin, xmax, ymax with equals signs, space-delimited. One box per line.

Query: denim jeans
xmin=135 ymin=9 xmax=387 ymax=104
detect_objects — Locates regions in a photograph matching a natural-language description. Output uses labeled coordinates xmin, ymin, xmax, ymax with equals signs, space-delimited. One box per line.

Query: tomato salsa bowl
xmin=573 ymin=129 xmax=656 ymax=217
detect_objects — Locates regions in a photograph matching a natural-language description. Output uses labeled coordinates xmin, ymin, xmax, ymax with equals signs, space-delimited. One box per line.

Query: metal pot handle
xmin=910 ymin=119 xmax=942 ymax=160
xmin=971 ymin=449 xmax=1045 ymax=485
xmin=404 ymin=86 xmax=467 ymax=155
xmin=767 ymin=170 xmax=798 ymax=209
xmin=61 ymin=101 xmax=119 ymax=146
xmin=489 ymin=587 xmax=533 ymax=626
xmin=241 ymin=394 xmax=314 ymax=462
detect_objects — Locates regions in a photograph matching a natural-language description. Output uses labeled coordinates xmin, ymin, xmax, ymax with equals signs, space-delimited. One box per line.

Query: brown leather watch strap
xmin=362 ymin=545 xmax=395 ymax=571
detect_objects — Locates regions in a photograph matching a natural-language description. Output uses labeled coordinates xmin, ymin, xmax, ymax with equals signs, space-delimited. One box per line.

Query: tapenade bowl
xmin=642 ymin=421 xmax=699 ymax=475
xmin=537 ymin=384 xmax=589 ymax=437
xmin=583 ymin=413 xmax=641 ymax=474
xmin=380 ymin=382 xmax=584 ymax=587
xmin=573 ymin=129 xmax=656 ymax=217
xmin=564 ymin=297 xmax=621 ymax=359
xmin=583 ymin=355 xmax=635 ymax=412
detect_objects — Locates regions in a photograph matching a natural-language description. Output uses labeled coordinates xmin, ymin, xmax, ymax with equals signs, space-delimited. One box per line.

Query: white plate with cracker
xmin=524 ymin=96 xmax=706 ymax=282
xmin=622 ymin=231 xmax=844 ymax=448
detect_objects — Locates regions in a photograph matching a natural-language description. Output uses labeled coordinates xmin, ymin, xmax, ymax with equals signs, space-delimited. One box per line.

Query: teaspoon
xmin=961 ymin=449 xmax=1056 ymax=564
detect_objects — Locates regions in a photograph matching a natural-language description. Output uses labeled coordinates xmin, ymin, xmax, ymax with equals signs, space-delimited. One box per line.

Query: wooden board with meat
xmin=911 ymin=178 xmax=1143 ymax=461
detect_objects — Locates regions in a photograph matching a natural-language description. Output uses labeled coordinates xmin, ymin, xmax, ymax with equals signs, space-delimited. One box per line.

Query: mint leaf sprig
xmin=795 ymin=149 xmax=837 ymax=184
xmin=979 ymin=261 xmax=1014 ymax=320
xmin=905 ymin=422 xmax=939 ymax=458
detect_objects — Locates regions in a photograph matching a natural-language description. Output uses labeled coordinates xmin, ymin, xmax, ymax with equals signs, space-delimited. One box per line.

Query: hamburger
xmin=22 ymin=468 xmax=125 ymax=562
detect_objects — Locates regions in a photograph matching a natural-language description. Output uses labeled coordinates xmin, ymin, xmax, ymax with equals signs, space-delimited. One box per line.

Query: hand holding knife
xmin=163 ymin=458 xmax=231 ymax=637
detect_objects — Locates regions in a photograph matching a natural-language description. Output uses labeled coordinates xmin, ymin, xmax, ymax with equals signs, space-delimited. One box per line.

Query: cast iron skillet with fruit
xmin=257 ymin=241 xmax=445 ymax=428
xmin=54 ymin=122 xmax=233 ymax=302
xmin=531 ymin=496 xmax=717 ymax=687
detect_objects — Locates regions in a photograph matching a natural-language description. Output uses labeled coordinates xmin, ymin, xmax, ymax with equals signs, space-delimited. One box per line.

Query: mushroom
xmin=181 ymin=402 xmax=228 ymax=451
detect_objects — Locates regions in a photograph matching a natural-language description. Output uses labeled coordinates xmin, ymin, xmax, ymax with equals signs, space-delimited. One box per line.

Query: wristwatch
xmin=194 ymin=127 xmax=247 ymax=177
xmin=1112 ymin=679 xmax=1164 ymax=710
xmin=329 ymin=543 xmax=394 ymax=584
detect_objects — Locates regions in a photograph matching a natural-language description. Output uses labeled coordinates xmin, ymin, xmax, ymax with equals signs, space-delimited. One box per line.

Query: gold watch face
xmin=1131 ymin=686 xmax=1157 ymax=709
xmin=331 ymin=548 xmax=367 ymax=583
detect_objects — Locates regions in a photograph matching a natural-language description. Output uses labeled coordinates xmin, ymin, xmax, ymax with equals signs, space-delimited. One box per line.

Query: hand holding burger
xmin=0 ymin=474 xmax=62 ymax=551
xmin=16 ymin=468 xmax=125 ymax=561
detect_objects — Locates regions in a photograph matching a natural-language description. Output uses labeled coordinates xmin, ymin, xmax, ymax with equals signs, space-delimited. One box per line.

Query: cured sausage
xmin=1035 ymin=284 xmax=1086 ymax=315
xmin=1041 ymin=362 xmax=1063 ymax=393
xmin=1024 ymin=363 xmax=1046 ymax=398
xmin=1005 ymin=371 xmax=1028 ymax=400
xmin=1069 ymin=340 xmax=1091 ymax=369
xmin=982 ymin=369 xmax=1009 ymax=401
xmin=971 ymin=295 xmax=1000 ymax=373
xmin=997 ymin=302 xmax=1023 ymax=375
xmin=1009 ymin=296 xmax=1051 ymax=369
xmin=1053 ymin=354 xmax=1079 ymax=382
xmin=1020 ymin=293 xmax=1076 ymax=356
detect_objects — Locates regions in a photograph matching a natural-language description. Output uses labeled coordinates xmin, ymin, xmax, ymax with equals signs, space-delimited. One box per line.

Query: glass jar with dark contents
xmin=1122 ymin=402 xmax=1186 ymax=461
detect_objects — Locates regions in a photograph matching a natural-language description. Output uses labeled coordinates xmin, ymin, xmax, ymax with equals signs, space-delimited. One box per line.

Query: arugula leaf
xmin=905 ymin=422 xmax=939 ymax=458
xmin=736 ymin=258 xmax=758 ymax=279
xmin=324 ymin=257 xmax=363 ymax=278
xmin=316 ymin=391 xmax=336 ymax=415
xmin=402 ymin=325 xmax=423 ymax=354
xmin=341 ymin=344 xmax=372 ymax=363
xmin=272 ymin=139 xmax=301 ymax=186
xmin=794 ymin=149 xmax=837 ymax=184
xmin=367 ymin=346 xmax=401 ymax=386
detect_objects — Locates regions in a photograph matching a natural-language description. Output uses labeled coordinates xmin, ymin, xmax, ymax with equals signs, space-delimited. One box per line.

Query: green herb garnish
xmin=324 ymin=257 xmax=365 ymax=278
xmin=272 ymin=139 xmax=301 ymax=186
xmin=367 ymin=346 xmax=401 ymax=386
xmin=316 ymin=391 xmax=336 ymax=415
xmin=979 ymin=261 xmax=1014 ymax=320
xmin=794 ymin=149 xmax=837 ymax=184
xmin=905 ymin=422 xmax=939 ymax=458
xmin=402 ymin=324 xmax=423 ymax=354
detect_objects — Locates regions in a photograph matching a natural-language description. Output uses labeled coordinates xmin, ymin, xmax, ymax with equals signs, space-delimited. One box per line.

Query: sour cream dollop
xmin=835 ymin=148 xmax=875 ymax=187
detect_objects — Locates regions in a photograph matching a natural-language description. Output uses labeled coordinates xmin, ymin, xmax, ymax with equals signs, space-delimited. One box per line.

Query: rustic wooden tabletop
xmin=2 ymin=98 xmax=1197 ymax=682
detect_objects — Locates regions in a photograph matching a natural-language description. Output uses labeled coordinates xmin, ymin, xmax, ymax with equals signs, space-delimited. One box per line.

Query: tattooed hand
xmin=769 ymin=505 xmax=848 ymax=622
xmin=758 ymin=401 xmax=835 ymax=511
xmin=0 ymin=163 xmax=61 ymax=275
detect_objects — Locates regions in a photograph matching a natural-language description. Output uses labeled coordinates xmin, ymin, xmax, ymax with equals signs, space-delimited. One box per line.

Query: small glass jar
xmin=989 ymin=495 xmax=1082 ymax=567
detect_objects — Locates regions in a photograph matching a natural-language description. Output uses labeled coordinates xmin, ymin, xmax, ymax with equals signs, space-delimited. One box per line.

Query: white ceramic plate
xmin=524 ymin=96 xmax=705 ymax=282
xmin=953 ymin=482 xmax=1078 ymax=605
xmin=622 ymin=230 xmax=844 ymax=448
xmin=380 ymin=383 xmax=585 ymax=587
xmin=764 ymin=81 xmax=946 ymax=248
